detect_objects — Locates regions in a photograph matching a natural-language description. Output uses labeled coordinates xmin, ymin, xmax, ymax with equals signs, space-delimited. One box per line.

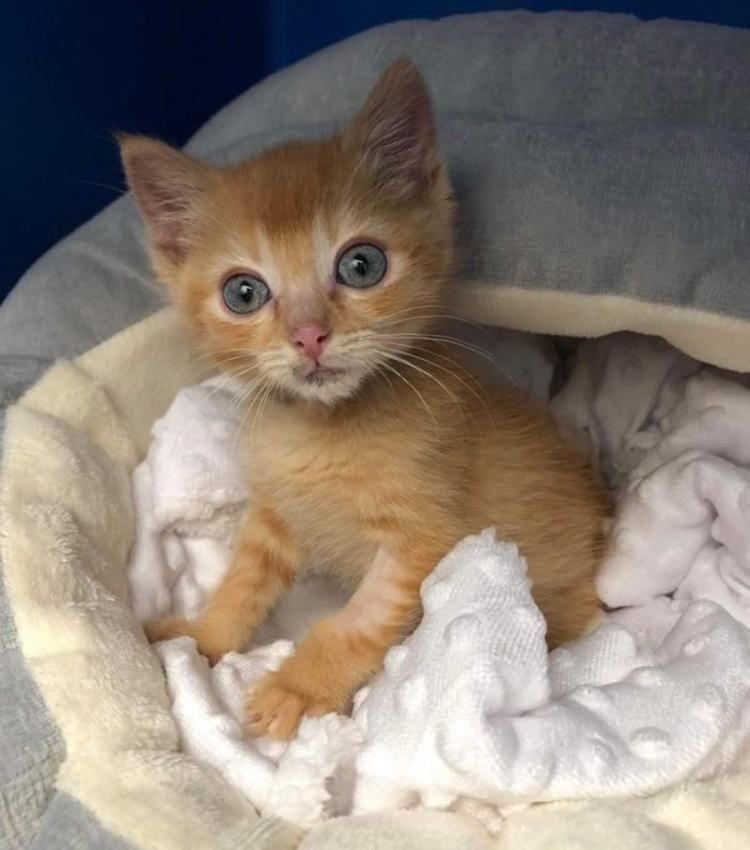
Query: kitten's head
xmin=120 ymin=58 xmax=454 ymax=405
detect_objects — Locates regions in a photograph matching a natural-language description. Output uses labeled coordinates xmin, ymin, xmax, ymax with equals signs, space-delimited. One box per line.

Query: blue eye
xmin=222 ymin=274 xmax=271 ymax=314
xmin=336 ymin=243 xmax=387 ymax=289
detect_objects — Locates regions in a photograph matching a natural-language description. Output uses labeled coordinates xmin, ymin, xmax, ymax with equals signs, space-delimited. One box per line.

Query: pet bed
xmin=2 ymin=10 xmax=750 ymax=850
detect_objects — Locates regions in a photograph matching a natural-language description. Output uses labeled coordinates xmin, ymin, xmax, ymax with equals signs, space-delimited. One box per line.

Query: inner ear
xmin=346 ymin=57 xmax=441 ymax=197
xmin=119 ymin=134 xmax=209 ymax=264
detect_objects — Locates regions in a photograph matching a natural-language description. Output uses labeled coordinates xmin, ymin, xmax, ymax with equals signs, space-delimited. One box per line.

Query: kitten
xmin=120 ymin=58 xmax=609 ymax=740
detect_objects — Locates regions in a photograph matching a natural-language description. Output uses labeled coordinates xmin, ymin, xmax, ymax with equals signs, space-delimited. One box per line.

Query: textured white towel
xmin=590 ymin=367 xmax=750 ymax=629
xmin=353 ymin=531 xmax=750 ymax=814
xmin=155 ymin=637 xmax=362 ymax=827
xmin=128 ymin=332 xmax=750 ymax=829
xmin=127 ymin=377 xmax=249 ymax=623
xmin=549 ymin=331 xmax=701 ymax=488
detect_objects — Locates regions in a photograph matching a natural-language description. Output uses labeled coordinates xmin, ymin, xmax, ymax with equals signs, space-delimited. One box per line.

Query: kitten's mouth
xmin=302 ymin=365 xmax=346 ymax=385
xmin=286 ymin=360 xmax=367 ymax=404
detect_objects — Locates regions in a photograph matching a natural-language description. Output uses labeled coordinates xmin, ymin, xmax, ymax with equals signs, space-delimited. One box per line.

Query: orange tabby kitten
xmin=121 ymin=58 xmax=609 ymax=740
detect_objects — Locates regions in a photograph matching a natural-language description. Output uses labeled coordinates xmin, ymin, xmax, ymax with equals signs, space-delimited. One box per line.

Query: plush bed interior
xmin=5 ymin=303 xmax=750 ymax=849
xmin=126 ymin=316 xmax=750 ymax=831
xmin=3 ymin=11 xmax=750 ymax=847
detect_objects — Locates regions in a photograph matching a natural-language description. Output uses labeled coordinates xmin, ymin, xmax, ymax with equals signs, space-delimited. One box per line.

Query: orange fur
xmin=123 ymin=58 xmax=610 ymax=740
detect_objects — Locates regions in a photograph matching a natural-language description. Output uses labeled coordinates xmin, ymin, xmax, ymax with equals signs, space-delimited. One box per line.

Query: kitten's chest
xmin=249 ymin=409 xmax=398 ymax=571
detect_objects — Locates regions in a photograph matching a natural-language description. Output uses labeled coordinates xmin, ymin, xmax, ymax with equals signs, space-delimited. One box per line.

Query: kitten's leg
xmin=145 ymin=504 xmax=299 ymax=664
xmin=247 ymin=545 xmax=430 ymax=739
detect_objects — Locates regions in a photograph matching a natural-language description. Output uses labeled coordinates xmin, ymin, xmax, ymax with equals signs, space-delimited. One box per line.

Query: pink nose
xmin=292 ymin=324 xmax=330 ymax=362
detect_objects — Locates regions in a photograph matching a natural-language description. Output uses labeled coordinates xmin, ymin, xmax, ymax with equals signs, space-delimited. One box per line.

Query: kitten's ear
xmin=347 ymin=57 xmax=442 ymax=197
xmin=119 ymin=134 xmax=209 ymax=265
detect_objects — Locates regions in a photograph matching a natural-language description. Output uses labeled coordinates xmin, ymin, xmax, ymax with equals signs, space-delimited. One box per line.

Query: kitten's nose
xmin=292 ymin=324 xmax=331 ymax=362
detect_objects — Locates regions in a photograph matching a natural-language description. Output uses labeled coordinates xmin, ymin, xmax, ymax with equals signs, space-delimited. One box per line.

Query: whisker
xmin=373 ymin=301 xmax=445 ymax=321
xmin=225 ymin=384 xmax=256 ymax=421
xmin=371 ymin=364 xmax=395 ymax=394
xmin=201 ymin=372 xmax=243 ymax=405
xmin=204 ymin=363 xmax=263 ymax=407
xmin=382 ymin=311 xmax=488 ymax=333
xmin=73 ymin=178 xmax=127 ymax=197
xmin=374 ymin=349 xmax=466 ymax=411
xmin=249 ymin=380 xmax=275 ymax=449
xmin=381 ymin=333 xmax=519 ymax=388
xmin=397 ymin=348 xmax=494 ymax=421
xmin=378 ymin=360 xmax=438 ymax=429
xmin=234 ymin=380 xmax=269 ymax=450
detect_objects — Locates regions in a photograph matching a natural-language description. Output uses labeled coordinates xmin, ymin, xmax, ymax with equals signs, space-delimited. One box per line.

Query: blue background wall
xmin=2 ymin=1 xmax=749 ymax=301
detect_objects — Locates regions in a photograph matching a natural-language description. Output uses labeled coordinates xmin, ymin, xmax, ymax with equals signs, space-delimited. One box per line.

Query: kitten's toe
xmin=246 ymin=673 xmax=337 ymax=740
xmin=144 ymin=615 xmax=193 ymax=644
xmin=143 ymin=617 xmax=226 ymax=666
xmin=246 ymin=674 xmax=304 ymax=739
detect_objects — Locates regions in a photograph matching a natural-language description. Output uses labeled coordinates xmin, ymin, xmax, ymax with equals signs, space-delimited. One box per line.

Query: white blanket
xmin=127 ymin=332 xmax=750 ymax=830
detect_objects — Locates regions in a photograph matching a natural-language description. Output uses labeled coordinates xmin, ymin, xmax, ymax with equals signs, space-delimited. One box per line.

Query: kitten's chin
xmin=284 ymin=365 xmax=370 ymax=406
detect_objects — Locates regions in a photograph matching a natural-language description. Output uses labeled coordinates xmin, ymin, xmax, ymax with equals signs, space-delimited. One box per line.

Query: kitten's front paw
xmin=144 ymin=616 xmax=228 ymax=666
xmin=246 ymin=671 xmax=340 ymax=740
xmin=144 ymin=615 xmax=193 ymax=644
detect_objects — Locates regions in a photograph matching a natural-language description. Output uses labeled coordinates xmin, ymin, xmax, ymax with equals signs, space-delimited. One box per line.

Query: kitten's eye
xmin=336 ymin=243 xmax=387 ymax=289
xmin=222 ymin=274 xmax=271 ymax=314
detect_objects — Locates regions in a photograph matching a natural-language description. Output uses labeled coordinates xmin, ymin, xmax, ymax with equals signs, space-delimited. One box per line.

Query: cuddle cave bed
xmin=2 ymin=11 xmax=750 ymax=850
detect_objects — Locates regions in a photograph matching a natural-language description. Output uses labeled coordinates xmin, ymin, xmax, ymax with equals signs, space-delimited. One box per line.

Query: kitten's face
xmin=121 ymin=59 xmax=454 ymax=405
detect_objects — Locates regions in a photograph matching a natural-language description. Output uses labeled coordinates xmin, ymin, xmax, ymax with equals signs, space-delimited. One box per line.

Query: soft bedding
xmin=4 ymin=308 xmax=750 ymax=850
xmin=126 ymin=330 xmax=750 ymax=832
xmin=3 ymin=9 xmax=750 ymax=850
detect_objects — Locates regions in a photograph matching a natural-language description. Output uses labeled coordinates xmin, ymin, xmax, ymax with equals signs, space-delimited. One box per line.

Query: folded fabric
xmin=597 ymin=369 xmax=750 ymax=627
xmin=128 ymin=331 xmax=750 ymax=830
xmin=155 ymin=637 xmax=362 ymax=828
xmin=549 ymin=331 xmax=701 ymax=488
xmin=127 ymin=377 xmax=248 ymax=622
xmin=353 ymin=531 xmax=750 ymax=813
